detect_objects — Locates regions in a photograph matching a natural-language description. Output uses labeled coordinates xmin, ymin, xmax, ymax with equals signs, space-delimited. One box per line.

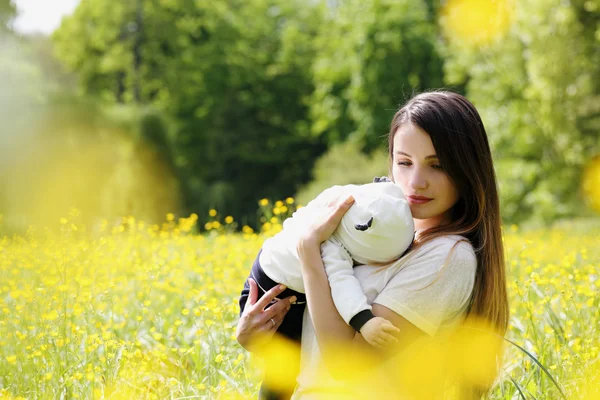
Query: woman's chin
xmin=409 ymin=207 xmax=431 ymax=220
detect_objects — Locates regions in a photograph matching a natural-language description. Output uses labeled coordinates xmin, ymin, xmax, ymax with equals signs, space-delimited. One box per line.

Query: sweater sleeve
xmin=374 ymin=239 xmax=477 ymax=336
xmin=321 ymin=237 xmax=373 ymax=329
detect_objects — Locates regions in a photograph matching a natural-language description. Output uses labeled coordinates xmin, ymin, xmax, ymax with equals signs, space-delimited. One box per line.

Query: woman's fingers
xmin=243 ymin=279 xmax=259 ymax=313
xmin=305 ymin=195 xmax=355 ymax=245
xmin=261 ymin=296 xmax=294 ymax=325
xmin=334 ymin=195 xmax=355 ymax=216
xmin=265 ymin=314 xmax=284 ymax=332
xmin=325 ymin=196 xmax=355 ymax=228
xmin=267 ymin=305 xmax=290 ymax=332
xmin=252 ymin=283 xmax=287 ymax=313
xmin=265 ymin=294 xmax=295 ymax=314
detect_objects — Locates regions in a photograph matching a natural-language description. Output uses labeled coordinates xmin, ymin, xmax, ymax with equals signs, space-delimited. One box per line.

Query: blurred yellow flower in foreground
xmin=254 ymin=335 xmax=301 ymax=395
xmin=255 ymin=318 xmax=503 ymax=399
xmin=579 ymin=359 xmax=600 ymax=400
xmin=441 ymin=0 xmax=513 ymax=46
xmin=582 ymin=156 xmax=600 ymax=212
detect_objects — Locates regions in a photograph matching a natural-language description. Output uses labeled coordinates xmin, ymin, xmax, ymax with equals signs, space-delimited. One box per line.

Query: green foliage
xmin=53 ymin=0 xmax=330 ymax=227
xmin=295 ymin=141 xmax=388 ymax=206
xmin=50 ymin=0 xmax=598 ymax=225
xmin=0 ymin=0 xmax=15 ymax=32
xmin=310 ymin=0 xmax=444 ymax=151
xmin=162 ymin=0 xmax=328 ymax=226
xmin=442 ymin=0 xmax=600 ymax=224
xmin=52 ymin=0 xmax=137 ymax=101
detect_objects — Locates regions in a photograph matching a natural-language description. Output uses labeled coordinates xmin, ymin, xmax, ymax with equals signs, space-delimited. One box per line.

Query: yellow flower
xmin=224 ymin=216 xmax=234 ymax=224
xmin=166 ymin=213 xmax=175 ymax=221
xmin=6 ymin=355 xmax=17 ymax=364
xmin=44 ymin=310 xmax=59 ymax=321
xmin=441 ymin=0 xmax=513 ymax=46
xmin=208 ymin=209 xmax=217 ymax=217
xmin=582 ymin=156 xmax=600 ymax=212
xmin=259 ymin=198 xmax=269 ymax=206
xmin=285 ymin=197 xmax=294 ymax=204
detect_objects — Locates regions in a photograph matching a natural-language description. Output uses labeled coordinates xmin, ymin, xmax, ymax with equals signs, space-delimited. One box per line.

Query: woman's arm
xmin=298 ymin=237 xmax=356 ymax=343
xmin=297 ymin=196 xmax=426 ymax=371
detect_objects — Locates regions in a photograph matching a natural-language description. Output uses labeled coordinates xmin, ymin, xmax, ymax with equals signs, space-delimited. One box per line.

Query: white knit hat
xmin=333 ymin=182 xmax=414 ymax=264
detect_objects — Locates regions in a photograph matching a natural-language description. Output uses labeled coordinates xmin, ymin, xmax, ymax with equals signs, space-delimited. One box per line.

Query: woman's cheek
xmin=391 ymin=167 xmax=407 ymax=189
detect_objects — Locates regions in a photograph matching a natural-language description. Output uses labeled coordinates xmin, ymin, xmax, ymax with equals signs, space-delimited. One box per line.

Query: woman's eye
xmin=432 ymin=164 xmax=444 ymax=170
xmin=396 ymin=161 xmax=411 ymax=166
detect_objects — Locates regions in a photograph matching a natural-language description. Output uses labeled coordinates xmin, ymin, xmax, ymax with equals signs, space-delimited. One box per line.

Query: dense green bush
xmin=295 ymin=141 xmax=388 ymax=206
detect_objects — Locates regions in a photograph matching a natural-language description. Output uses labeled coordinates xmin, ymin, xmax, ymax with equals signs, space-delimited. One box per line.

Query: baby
xmin=238 ymin=180 xmax=414 ymax=347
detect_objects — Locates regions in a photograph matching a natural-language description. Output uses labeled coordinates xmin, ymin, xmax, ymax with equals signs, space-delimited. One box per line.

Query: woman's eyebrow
xmin=395 ymin=151 xmax=438 ymax=159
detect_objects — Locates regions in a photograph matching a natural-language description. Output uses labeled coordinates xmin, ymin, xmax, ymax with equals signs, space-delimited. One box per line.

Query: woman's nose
xmin=409 ymin=169 xmax=428 ymax=190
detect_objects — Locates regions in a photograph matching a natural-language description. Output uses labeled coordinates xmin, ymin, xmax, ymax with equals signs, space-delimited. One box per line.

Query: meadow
xmin=0 ymin=202 xmax=599 ymax=399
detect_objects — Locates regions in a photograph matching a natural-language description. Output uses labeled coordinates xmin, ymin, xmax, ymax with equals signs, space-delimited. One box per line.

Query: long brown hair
xmin=388 ymin=91 xmax=509 ymax=335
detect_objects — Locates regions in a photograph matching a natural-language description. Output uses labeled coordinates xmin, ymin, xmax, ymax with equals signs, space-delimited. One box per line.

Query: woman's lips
xmin=407 ymin=195 xmax=433 ymax=204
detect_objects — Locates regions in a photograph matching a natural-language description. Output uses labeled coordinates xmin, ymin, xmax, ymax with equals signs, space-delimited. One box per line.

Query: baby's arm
xmin=321 ymin=239 xmax=399 ymax=347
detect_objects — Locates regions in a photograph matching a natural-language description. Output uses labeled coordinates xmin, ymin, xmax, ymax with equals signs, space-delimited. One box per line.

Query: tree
xmin=53 ymin=0 xmax=328 ymax=225
xmin=309 ymin=0 xmax=444 ymax=151
xmin=163 ymin=0 xmax=328 ymax=224
xmin=441 ymin=0 xmax=600 ymax=223
xmin=0 ymin=0 xmax=15 ymax=32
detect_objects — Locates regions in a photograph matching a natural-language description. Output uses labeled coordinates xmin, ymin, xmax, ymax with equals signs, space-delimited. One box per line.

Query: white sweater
xmin=292 ymin=235 xmax=477 ymax=399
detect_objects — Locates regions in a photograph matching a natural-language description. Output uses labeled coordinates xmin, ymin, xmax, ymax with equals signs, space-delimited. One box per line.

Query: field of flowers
xmin=0 ymin=202 xmax=599 ymax=399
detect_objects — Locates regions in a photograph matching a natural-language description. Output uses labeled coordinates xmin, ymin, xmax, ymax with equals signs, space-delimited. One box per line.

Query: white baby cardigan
xmin=259 ymin=183 xmax=413 ymax=325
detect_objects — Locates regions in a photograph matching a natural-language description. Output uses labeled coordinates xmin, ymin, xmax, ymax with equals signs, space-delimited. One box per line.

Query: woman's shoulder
xmin=412 ymin=234 xmax=477 ymax=269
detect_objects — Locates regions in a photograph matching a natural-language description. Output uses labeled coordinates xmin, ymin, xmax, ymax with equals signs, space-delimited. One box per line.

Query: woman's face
xmin=391 ymin=123 xmax=460 ymax=231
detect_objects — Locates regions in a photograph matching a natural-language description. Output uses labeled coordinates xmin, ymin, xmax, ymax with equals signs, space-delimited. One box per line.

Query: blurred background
xmin=0 ymin=0 xmax=598 ymax=233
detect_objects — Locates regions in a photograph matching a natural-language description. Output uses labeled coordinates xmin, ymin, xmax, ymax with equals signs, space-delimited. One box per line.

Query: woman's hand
xmin=236 ymin=278 xmax=297 ymax=351
xmin=298 ymin=194 xmax=355 ymax=251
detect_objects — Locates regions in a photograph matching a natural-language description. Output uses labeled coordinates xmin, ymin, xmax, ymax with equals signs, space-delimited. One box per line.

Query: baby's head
xmin=335 ymin=182 xmax=414 ymax=264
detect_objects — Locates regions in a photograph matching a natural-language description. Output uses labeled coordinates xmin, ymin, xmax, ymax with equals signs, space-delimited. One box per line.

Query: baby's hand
xmin=359 ymin=317 xmax=400 ymax=348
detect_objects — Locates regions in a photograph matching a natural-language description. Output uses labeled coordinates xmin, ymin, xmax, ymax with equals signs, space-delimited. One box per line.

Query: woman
xmin=237 ymin=91 xmax=509 ymax=399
